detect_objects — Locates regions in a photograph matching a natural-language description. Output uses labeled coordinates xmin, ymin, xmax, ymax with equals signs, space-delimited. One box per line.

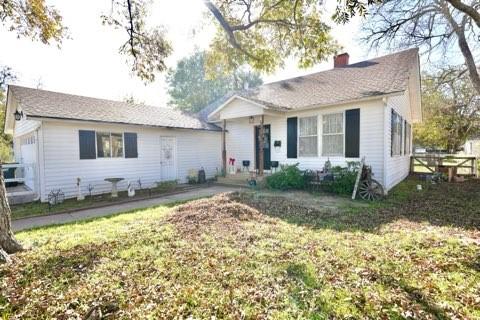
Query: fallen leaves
xmin=1 ymin=179 xmax=479 ymax=318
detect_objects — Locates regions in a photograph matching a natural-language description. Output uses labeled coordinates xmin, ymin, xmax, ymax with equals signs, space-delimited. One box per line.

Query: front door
xmin=160 ymin=136 xmax=176 ymax=181
xmin=255 ymin=124 xmax=271 ymax=170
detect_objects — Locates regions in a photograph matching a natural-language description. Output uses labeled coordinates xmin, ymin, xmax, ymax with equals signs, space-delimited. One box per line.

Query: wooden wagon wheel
xmin=358 ymin=179 xmax=384 ymax=201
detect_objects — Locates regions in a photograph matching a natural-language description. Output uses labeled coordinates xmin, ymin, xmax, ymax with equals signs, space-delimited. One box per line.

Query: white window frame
xmin=322 ymin=112 xmax=345 ymax=157
xmin=391 ymin=110 xmax=403 ymax=157
xmin=95 ymin=131 xmax=125 ymax=159
xmin=298 ymin=115 xmax=318 ymax=157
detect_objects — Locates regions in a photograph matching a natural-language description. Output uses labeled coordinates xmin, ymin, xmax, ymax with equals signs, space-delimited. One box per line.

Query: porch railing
xmin=1 ymin=163 xmax=36 ymax=184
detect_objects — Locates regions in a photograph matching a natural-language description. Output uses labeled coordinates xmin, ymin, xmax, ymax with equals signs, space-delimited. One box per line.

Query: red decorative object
xmin=229 ymin=158 xmax=236 ymax=165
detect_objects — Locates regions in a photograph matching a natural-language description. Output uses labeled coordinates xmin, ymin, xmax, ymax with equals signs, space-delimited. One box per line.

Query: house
xmin=205 ymin=48 xmax=422 ymax=191
xmin=3 ymin=48 xmax=421 ymax=202
xmin=463 ymin=136 xmax=480 ymax=156
xmin=3 ymin=86 xmax=222 ymax=202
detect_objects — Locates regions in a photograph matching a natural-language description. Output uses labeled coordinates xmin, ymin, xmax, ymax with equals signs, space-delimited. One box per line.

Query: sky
xmin=0 ymin=0 xmax=369 ymax=107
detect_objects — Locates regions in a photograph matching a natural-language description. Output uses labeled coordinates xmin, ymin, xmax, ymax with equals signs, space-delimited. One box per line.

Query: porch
xmin=210 ymin=96 xmax=287 ymax=178
xmin=3 ymin=163 xmax=38 ymax=204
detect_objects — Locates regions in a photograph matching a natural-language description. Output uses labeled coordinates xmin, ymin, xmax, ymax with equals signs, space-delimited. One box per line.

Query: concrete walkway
xmin=13 ymin=185 xmax=241 ymax=232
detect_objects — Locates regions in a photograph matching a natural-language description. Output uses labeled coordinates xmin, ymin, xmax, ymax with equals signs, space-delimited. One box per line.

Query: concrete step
xmin=8 ymin=191 xmax=37 ymax=205
xmin=217 ymin=172 xmax=268 ymax=188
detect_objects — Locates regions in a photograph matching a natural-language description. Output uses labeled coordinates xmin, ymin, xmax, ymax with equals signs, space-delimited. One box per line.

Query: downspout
xmin=222 ymin=120 xmax=226 ymax=176
xmin=33 ymin=127 xmax=41 ymax=201
xmin=382 ymin=97 xmax=388 ymax=194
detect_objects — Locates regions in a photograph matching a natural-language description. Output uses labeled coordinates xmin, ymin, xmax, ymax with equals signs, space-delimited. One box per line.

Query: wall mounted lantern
xmin=249 ymin=116 xmax=255 ymax=124
xmin=14 ymin=110 xmax=23 ymax=121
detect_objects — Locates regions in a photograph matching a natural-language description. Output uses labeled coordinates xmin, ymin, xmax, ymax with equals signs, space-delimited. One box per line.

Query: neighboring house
xmin=464 ymin=137 xmax=480 ymax=156
xmin=4 ymin=86 xmax=222 ymax=202
xmin=4 ymin=48 xmax=421 ymax=202
xmin=206 ymin=48 xmax=422 ymax=192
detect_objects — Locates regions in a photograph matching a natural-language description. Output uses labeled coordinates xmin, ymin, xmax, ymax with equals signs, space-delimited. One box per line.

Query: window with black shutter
xmin=79 ymin=130 xmax=96 ymax=159
xmin=287 ymin=117 xmax=298 ymax=158
xmin=345 ymin=108 xmax=360 ymax=158
xmin=124 ymin=132 xmax=138 ymax=158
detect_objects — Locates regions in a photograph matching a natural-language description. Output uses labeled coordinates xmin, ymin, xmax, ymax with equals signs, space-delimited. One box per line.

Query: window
xmin=322 ymin=113 xmax=344 ymax=156
xmin=96 ymin=132 xmax=123 ymax=158
xmin=405 ymin=122 xmax=412 ymax=155
xmin=80 ymin=131 xmax=136 ymax=159
xmin=111 ymin=133 xmax=124 ymax=157
xmin=391 ymin=110 xmax=403 ymax=156
xmin=298 ymin=116 xmax=318 ymax=157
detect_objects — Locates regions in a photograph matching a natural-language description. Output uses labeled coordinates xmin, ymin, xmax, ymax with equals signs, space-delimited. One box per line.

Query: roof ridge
xmin=9 ymin=84 xmax=175 ymax=112
xmin=256 ymin=47 xmax=419 ymax=87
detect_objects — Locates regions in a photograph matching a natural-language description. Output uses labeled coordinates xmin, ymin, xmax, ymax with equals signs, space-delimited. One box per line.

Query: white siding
xmin=13 ymin=117 xmax=40 ymax=138
xmin=220 ymin=98 xmax=265 ymax=119
xmin=384 ymin=91 xmax=412 ymax=190
xmin=12 ymin=117 xmax=42 ymax=193
xmin=40 ymin=121 xmax=221 ymax=202
xmin=225 ymin=118 xmax=255 ymax=168
xmin=225 ymin=100 xmax=386 ymax=183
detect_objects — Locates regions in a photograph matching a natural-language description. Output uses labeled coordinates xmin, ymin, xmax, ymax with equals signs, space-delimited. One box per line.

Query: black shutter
xmin=79 ymin=130 xmax=96 ymax=159
xmin=124 ymin=132 xmax=138 ymax=158
xmin=287 ymin=117 xmax=298 ymax=158
xmin=345 ymin=109 xmax=360 ymax=158
xmin=391 ymin=109 xmax=395 ymax=156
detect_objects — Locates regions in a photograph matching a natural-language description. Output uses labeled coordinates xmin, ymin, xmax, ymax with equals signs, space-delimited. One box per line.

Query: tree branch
xmin=126 ymin=0 xmax=137 ymax=60
xmin=440 ymin=0 xmax=480 ymax=94
xmin=446 ymin=0 xmax=480 ymax=27
xmin=202 ymin=0 xmax=260 ymax=61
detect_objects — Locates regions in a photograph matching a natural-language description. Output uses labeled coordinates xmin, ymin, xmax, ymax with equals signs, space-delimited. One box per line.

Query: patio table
xmin=104 ymin=177 xmax=124 ymax=198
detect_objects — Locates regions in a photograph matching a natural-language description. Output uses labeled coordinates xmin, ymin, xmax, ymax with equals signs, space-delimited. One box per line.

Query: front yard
xmin=1 ymin=178 xmax=479 ymax=318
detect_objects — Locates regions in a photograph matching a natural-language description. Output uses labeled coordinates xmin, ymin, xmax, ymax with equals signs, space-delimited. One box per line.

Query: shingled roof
xmin=210 ymin=48 xmax=419 ymax=116
xmin=7 ymin=85 xmax=220 ymax=131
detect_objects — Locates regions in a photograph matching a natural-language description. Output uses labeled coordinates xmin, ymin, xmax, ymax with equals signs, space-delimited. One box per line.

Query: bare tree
xmin=362 ymin=0 xmax=480 ymax=94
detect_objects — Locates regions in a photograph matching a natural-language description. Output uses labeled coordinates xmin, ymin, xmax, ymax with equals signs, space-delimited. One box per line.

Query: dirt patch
xmin=254 ymin=189 xmax=365 ymax=211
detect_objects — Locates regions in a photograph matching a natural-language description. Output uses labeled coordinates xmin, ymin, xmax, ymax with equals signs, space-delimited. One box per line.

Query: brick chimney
xmin=334 ymin=53 xmax=349 ymax=68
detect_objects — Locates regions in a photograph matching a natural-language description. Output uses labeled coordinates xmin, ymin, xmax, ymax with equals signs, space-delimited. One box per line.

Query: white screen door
xmin=160 ymin=136 xmax=176 ymax=181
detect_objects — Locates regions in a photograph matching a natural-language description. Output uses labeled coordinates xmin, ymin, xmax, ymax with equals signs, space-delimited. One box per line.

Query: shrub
xmin=156 ymin=180 xmax=177 ymax=192
xmin=266 ymin=164 xmax=306 ymax=190
xmin=321 ymin=166 xmax=358 ymax=195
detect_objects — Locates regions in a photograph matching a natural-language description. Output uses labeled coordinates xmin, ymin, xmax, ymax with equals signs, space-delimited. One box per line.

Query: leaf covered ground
xmin=1 ymin=178 xmax=479 ymax=319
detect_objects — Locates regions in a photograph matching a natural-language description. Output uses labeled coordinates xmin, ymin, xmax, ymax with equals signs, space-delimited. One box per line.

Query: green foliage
xmin=414 ymin=69 xmax=479 ymax=152
xmin=102 ymin=0 xmax=172 ymax=82
xmin=205 ymin=0 xmax=339 ymax=75
xmin=322 ymin=166 xmax=358 ymax=195
xmin=0 ymin=0 xmax=66 ymax=45
xmin=0 ymin=67 xmax=15 ymax=162
xmin=266 ymin=164 xmax=305 ymax=190
xmin=166 ymin=51 xmax=262 ymax=113
xmin=155 ymin=180 xmax=177 ymax=192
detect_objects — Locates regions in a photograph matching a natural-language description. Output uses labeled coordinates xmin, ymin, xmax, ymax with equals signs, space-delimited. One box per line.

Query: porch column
xmin=221 ymin=120 xmax=226 ymax=176
xmin=258 ymin=115 xmax=264 ymax=176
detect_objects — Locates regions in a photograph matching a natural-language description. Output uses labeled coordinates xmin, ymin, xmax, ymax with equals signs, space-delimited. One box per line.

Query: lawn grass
xmin=1 ymin=177 xmax=479 ymax=319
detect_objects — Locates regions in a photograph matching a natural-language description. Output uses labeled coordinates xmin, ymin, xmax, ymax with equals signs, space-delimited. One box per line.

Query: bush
xmin=156 ymin=180 xmax=177 ymax=192
xmin=321 ymin=166 xmax=358 ymax=195
xmin=266 ymin=164 xmax=306 ymax=190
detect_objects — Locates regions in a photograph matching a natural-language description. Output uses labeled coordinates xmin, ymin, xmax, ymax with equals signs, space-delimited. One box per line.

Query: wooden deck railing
xmin=410 ymin=154 xmax=478 ymax=177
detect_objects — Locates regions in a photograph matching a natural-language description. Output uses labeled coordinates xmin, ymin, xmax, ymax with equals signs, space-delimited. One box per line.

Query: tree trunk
xmin=441 ymin=2 xmax=480 ymax=95
xmin=0 ymin=164 xmax=23 ymax=263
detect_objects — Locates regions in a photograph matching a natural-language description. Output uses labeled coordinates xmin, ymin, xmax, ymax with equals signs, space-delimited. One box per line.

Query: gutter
xmin=25 ymin=115 xmax=223 ymax=133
